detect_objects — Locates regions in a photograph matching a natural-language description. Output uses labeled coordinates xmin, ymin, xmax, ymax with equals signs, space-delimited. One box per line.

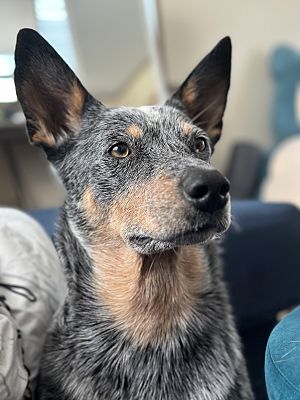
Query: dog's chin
xmin=125 ymin=220 xmax=230 ymax=255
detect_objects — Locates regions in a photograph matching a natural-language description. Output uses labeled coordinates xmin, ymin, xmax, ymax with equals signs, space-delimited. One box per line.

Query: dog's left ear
xmin=166 ymin=37 xmax=231 ymax=144
xmin=14 ymin=28 xmax=96 ymax=149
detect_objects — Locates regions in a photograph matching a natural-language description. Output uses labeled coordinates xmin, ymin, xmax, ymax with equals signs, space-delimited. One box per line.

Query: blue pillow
xmin=271 ymin=46 xmax=300 ymax=141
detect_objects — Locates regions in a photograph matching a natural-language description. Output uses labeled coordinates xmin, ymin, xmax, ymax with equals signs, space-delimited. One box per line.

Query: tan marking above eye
xmin=181 ymin=121 xmax=193 ymax=136
xmin=126 ymin=124 xmax=143 ymax=139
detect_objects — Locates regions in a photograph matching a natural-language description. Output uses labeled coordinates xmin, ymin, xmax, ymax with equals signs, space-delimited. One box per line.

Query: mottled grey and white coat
xmin=14 ymin=29 xmax=254 ymax=400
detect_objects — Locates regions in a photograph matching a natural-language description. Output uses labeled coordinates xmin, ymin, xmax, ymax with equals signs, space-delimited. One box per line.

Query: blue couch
xmin=29 ymin=201 xmax=300 ymax=400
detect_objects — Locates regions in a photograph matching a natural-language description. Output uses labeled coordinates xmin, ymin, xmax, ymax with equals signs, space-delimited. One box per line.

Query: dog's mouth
xmin=126 ymin=223 xmax=220 ymax=254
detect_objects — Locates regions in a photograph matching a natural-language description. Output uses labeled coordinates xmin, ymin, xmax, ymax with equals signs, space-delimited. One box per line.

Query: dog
xmin=14 ymin=28 xmax=253 ymax=400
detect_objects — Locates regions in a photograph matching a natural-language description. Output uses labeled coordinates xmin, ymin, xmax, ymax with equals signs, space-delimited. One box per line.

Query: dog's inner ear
xmin=20 ymin=76 xmax=86 ymax=148
xmin=166 ymin=37 xmax=231 ymax=144
xmin=14 ymin=29 xmax=91 ymax=148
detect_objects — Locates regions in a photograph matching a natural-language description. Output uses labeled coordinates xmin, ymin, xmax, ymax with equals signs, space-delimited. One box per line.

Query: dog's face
xmin=14 ymin=29 xmax=231 ymax=254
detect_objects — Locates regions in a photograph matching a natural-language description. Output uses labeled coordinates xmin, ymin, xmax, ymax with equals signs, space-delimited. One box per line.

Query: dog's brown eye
xmin=109 ymin=143 xmax=130 ymax=158
xmin=194 ymin=138 xmax=207 ymax=153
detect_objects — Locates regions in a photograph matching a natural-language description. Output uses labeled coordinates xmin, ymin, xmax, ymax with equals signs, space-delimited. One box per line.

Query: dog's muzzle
xmin=123 ymin=166 xmax=231 ymax=254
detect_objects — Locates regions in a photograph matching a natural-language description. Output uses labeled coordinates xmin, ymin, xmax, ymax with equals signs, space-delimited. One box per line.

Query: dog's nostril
xmin=220 ymin=182 xmax=230 ymax=197
xmin=188 ymin=184 xmax=209 ymax=199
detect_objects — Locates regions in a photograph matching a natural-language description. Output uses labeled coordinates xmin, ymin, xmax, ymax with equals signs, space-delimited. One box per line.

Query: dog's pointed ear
xmin=14 ymin=28 xmax=98 ymax=148
xmin=166 ymin=37 xmax=231 ymax=144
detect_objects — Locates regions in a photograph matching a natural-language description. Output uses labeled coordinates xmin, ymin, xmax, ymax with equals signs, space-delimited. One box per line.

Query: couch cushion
xmin=223 ymin=201 xmax=300 ymax=329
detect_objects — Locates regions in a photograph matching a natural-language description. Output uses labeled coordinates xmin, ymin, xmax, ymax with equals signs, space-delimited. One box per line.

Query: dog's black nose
xmin=182 ymin=167 xmax=230 ymax=212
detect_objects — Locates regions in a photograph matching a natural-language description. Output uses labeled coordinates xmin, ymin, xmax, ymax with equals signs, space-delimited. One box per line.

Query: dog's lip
xmin=127 ymin=223 xmax=214 ymax=246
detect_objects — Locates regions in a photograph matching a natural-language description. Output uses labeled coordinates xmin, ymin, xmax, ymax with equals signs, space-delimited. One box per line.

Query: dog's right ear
xmin=14 ymin=29 xmax=100 ymax=149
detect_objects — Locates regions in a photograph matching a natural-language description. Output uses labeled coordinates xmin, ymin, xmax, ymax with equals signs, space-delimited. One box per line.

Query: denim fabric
xmin=265 ymin=306 xmax=300 ymax=399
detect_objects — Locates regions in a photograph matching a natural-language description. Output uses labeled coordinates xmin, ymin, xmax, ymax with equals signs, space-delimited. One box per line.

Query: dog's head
xmin=14 ymin=29 xmax=231 ymax=255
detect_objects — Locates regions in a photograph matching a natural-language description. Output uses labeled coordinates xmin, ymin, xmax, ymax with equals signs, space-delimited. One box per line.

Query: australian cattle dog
xmin=14 ymin=28 xmax=253 ymax=400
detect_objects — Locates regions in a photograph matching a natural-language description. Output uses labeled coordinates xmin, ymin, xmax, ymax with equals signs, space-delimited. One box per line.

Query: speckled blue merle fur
xmin=14 ymin=29 xmax=253 ymax=400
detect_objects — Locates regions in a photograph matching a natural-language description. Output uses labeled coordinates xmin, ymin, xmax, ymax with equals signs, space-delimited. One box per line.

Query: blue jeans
xmin=265 ymin=306 xmax=300 ymax=399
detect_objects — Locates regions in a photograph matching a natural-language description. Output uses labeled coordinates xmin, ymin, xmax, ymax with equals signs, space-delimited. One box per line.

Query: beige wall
xmin=66 ymin=0 xmax=148 ymax=97
xmin=0 ymin=0 xmax=35 ymax=53
xmin=160 ymin=0 xmax=300 ymax=170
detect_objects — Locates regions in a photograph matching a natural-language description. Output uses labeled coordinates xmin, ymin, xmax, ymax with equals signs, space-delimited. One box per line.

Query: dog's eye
xmin=109 ymin=143 xmax=130 ymax=158
xmin=194 ymin=138 xmax=207 ymax=153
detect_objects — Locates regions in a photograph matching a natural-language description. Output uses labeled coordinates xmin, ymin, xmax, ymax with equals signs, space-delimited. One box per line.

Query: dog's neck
xmin=90 ymin=242 xmax=206 ymax=346
xmin=66 ymin=211 xmax=206 ymax=346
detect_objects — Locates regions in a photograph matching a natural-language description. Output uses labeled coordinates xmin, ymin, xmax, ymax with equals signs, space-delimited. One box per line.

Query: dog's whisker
xmin=191 ymin=99 xmax=218 ymax=124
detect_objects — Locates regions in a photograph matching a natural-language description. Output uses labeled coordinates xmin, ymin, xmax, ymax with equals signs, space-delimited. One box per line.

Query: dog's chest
xmin=47 ymin=322 xmax=236 ymax=400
